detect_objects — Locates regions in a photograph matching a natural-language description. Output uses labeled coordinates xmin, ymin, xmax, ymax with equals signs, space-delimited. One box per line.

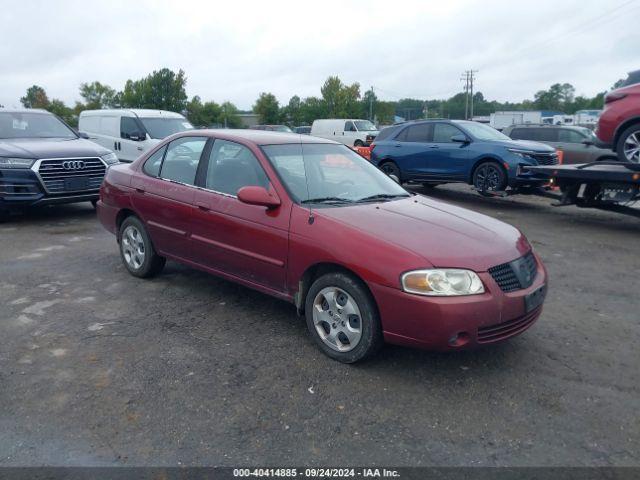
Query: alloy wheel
xmin=312 ymin=287 xmax=362 ymax=352
xmin=121 ymin=225 xmax=146 ymax=270
xmin=474 ymin=164 xmax=502 ymax=191
xmin=623 ymin=132 xmax=640 ymax=163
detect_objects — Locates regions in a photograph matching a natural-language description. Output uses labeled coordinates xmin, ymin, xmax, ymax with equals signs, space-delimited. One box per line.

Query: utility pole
xmin=369 ymin=86 xmax=374 ymax=121
xmin=461 ymin=71 xmax=470 ymax=120
xmin=469 ymin=69 xmax=478 ymax=120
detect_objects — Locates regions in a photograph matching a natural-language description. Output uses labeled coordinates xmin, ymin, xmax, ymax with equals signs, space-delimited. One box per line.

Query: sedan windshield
xmin=354 ymin=120 xmax=377 ymax=131
xmin=262 ymin=143 xmax=409 ymax=205
xmin=455 ymin=121 xmax=511 ymax=141
xmin=139 ymin=117 xmax=194 ymax=139
xmin=0 ymin=112 xmax=77 ymax=139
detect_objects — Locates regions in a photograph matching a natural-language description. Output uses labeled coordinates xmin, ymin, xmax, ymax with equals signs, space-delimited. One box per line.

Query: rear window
xmin=374 ymin=126 xmax=397 ymax=142
xmin=510 ymin=128 xmax=557 ymax=142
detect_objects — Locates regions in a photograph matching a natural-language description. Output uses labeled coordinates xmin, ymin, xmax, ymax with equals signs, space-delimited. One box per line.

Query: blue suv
xmin=370 ymin=120 xmax=558 ymax=192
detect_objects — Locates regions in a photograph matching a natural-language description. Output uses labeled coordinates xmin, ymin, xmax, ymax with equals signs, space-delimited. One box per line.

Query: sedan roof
xmin=190 ymin=129 xmax=337 ymax=146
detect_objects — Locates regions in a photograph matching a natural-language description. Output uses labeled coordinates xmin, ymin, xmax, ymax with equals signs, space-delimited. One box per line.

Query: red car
xmin=596 ymin=69 xmax=640 ymax=163
xmin=97 ymin=130 xmax=547 ymax=363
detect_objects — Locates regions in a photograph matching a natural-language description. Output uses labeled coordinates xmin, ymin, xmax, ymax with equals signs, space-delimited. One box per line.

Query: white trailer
xmin=489 ymin=111 xmax=544 ymax=130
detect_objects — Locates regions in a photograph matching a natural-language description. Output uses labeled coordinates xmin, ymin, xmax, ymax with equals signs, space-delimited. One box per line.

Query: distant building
xmin=238 ymin=113 xmax=260 ymax=128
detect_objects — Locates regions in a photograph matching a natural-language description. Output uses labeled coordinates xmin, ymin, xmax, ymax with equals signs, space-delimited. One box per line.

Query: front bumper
xmin=0 ymin=168 xmax=98 ymax=212
xmin=370 ymin=252 xmax=548 ymax=350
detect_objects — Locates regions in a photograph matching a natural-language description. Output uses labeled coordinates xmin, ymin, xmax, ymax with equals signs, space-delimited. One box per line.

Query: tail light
xmin=604 ymin=92 xmax=627 ymax=104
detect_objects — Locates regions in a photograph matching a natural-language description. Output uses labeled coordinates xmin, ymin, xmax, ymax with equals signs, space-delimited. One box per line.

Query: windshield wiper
xmin=355 ymin=193 xmax=410 ymax=203
xmin=301 ymin=197 xmax=354 ymax=204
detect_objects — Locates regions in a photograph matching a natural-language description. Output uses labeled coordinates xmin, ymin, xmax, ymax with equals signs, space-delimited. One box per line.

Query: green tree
xmin=282 ymin=95 xmax=304 ymax=126
xmin=220 ymin=101 xmax=242 ymax=128
xmin=253 ymin=92 xmax=280 ymax=124
xmin=320 ymin=76 xmax=361 ymax=117
xmin=46 ymin=99 xmax=76 ymax=126
xmin=120 ymin=68 xmax=188 ymax=112
xmin=79 ymin=81 xmax=118 ymax=109
xmin=299 ymin=96 xmax=327 ymax=125
xmin=20 ymin=85 xmax=49 ymax=109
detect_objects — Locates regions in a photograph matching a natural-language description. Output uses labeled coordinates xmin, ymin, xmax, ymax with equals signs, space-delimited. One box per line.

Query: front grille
xmin=37 ymin=158 xmax=106 ymax=194
xmin=488 ymin=251 xmax=537 ymax=292
xmin=531 ymin=152 xmax=559 ymax=165
xmin=477 ymin=307 xmax=541 ymax=343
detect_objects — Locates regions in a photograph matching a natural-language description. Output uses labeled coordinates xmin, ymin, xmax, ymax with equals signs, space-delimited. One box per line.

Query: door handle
xmin=135 ymin=188 xmax=145 ymax=194
xmin=114 ymin=141 xmax=118 ymax=150
xmin=137 ymin=146 xmax=143 ymax=151
xmin=429 ymin=145 xmax=439 ymax=149
xmin=195 ymin=203 xmax=210 ymax=211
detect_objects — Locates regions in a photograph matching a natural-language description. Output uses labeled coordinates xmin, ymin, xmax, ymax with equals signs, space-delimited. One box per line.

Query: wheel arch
xmin=613 ymin=116 xmax=640 ymax=147
xmin=294 ymin=262 xmax=378 ymax=316
xmin=115 ymin=208 xmax=139 ymax=241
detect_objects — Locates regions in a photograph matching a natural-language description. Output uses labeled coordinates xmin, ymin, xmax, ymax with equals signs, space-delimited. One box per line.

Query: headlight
xmin=508 ymin=149 xmax=536 ymax=161
xmin=401 ymin=269 xmax=485 ymax=296
xmin=101 ymin=152 xmax=119 ymax=165
xmin=0 ymin=157 xmax=35 ymax=169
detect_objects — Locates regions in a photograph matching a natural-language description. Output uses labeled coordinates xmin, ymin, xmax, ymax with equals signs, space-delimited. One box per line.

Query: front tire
xmin=380 ymin=161 xmax=401 ymax=183
xmin=354 ymin=140 xmax=364 ymax=147
xmin=473 ymin=161 xmax=507 ymax=192
xmin=616 ymin=124 xmax=640 ymax=163
xmin=119 ymin=216 xmax=165 ymax=278
xmin=304 ymin=272 xmax=382 ymax=363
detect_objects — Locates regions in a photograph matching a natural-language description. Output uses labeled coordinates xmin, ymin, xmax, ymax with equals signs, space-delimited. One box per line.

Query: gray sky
xmin=1 ymin=0 xmax=638 ymax=110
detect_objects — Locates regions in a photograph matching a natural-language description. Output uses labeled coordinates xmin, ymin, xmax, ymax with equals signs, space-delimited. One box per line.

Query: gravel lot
xmin=0 ymin=184 xmax=638 ymax=467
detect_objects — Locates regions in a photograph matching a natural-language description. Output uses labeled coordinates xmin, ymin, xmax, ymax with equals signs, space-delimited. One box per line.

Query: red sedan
xmin=97 ymin=130 xmax=547 ymax=363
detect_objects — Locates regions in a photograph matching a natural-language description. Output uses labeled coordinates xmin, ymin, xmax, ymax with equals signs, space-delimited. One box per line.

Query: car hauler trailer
xmin=525 ymin=161 xmax=640 ymax=218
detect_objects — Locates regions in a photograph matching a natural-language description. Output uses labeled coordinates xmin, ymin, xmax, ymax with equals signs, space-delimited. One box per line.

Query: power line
xmin=461 ymin=70 xmax=478 ymax=120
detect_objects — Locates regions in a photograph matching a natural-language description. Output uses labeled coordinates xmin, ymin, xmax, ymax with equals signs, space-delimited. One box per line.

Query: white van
xmin=78 ymin=109 xmax=194 ymax=162
xmin=310 ymin=119 xmax=379 ymax=147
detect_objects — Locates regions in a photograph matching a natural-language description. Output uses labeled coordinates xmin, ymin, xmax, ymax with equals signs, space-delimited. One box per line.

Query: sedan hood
xmin=0 ymin=137 xmax=112 ymax=159
xmin=491 ymin=139 xmax=556 ymax=152
xmin=316 ymin=196 xmax=530 ymax=271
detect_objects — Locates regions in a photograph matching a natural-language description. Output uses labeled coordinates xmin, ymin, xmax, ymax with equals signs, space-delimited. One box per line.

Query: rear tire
xmin=616 ymin=124 xmax=640 ymax=163
xmin=118 ymin=216 xmax=165 ymax=278
xmin=472 ymin=161 xmax=507 ymax=192
xmin=304 ymin=272 xmax=382 ymax=363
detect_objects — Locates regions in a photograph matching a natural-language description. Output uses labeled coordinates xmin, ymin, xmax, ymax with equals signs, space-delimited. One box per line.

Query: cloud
xmin=0 ymin=0 xmax=638 ymax=109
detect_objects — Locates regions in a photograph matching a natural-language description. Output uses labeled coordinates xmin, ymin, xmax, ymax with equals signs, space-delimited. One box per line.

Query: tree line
xmin=17 ymin=67 xmax=619 ymax=128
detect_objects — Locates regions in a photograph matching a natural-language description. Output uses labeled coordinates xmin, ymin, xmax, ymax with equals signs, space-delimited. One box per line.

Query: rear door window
xmin=159 ymin=137 xmax=208 ymax=185
xmin=398 ymin=124 xmax=433 ymax=142
xmin=143 ymin=146 xmax=167 ymax=177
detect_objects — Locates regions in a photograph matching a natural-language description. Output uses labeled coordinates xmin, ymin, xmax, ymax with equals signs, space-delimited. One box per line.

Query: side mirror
xmin=130 ymin=132 xmax=145 ymax=141
xmin=237 ymin=186 xmax=281 ymax=209
xmin=77 ymin=131 xmax=90 ymax=139
xmin=582 ymin=139 xmax=594 ymax=146
xmin=451 ymin=134 xmax=469 ymax=143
